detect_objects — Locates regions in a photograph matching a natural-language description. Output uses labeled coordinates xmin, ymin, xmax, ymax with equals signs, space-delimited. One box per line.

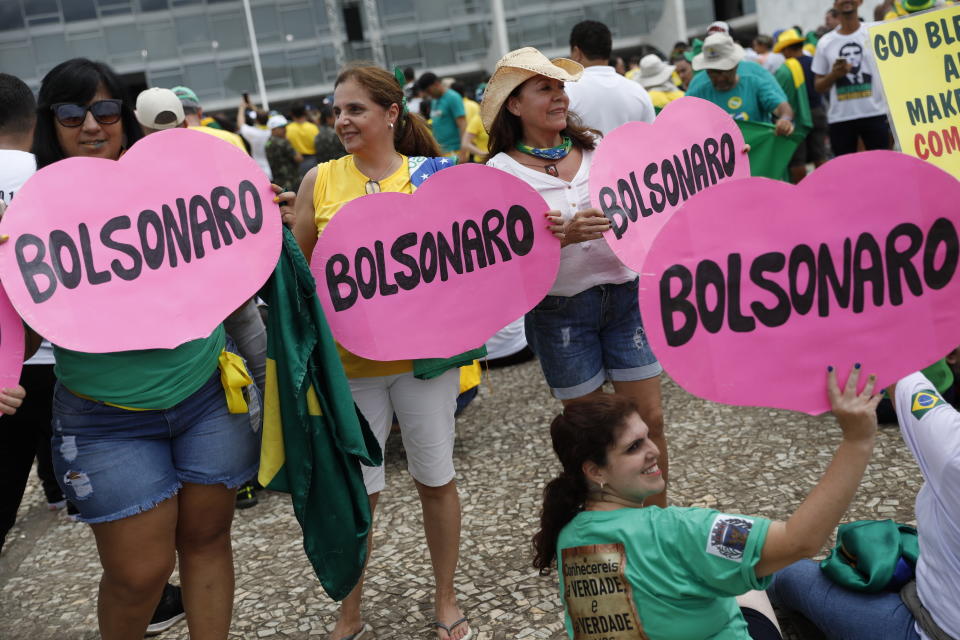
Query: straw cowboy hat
xmin=638 ymin=54 xmax=676 ymax=88
xmin=479 ymin=47 xmax=583 ymax=132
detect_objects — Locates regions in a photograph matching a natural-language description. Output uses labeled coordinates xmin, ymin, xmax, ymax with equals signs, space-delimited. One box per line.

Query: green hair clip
xmin=393 ymin=66 xmax=409 ymax=114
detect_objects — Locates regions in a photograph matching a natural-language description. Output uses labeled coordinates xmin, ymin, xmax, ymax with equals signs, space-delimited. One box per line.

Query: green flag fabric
xmin=820 ymin=520 xmax=919 ymax=592
xmin=258 ymin=227 xmax=382 ymax=601
xmin=737 ymin=120 xmax=804 ymax=181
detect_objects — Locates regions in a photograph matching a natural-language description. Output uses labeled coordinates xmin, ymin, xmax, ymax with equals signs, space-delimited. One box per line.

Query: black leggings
xmin=741 ymin=606 xmax=783 ymax=640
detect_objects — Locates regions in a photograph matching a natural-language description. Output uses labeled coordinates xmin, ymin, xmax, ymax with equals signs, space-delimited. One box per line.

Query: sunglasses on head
xmin=50 ymin=99 xmax=123 ymax=127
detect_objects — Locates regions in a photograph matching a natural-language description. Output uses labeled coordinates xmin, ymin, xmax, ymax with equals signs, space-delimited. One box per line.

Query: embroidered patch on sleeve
xmin=706 ymin=515 xmax=754 ymax=562
xmin=910 ymin=390 xmax=943 ymax=420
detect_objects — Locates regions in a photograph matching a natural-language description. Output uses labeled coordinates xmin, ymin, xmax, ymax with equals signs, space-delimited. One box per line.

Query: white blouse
xmin=486 ymin=149 xmax=636 ymax=297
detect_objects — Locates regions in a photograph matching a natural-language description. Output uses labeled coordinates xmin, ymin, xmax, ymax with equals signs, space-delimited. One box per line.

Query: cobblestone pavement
xmin=0 ymin=360 xmax=921 ymax=639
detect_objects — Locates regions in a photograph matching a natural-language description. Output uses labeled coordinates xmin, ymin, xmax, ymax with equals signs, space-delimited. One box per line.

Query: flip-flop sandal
xmin=432 ymin=617 xmax=472 ymax=640
xmin=337 ymin=622 xmax=370 ymax=640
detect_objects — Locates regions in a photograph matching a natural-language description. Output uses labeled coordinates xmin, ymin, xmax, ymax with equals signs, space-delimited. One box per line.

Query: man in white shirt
xmin=812 ymin=0 xmax=891 ymax=155
xmin=563 ymin=20 xmax=655 ymax=135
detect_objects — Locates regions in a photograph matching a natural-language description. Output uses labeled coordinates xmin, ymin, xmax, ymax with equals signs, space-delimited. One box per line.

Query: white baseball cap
xmin=135 ymin=87 xmax=184 ymax=130
xmin=267 ymin=114 xmax=289 ymax=129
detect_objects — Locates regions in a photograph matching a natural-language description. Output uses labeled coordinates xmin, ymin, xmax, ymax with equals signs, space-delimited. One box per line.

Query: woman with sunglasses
xmin=292 ymin=66 xmax=473 ymax=640
xmin=31 ymin=58 xmax=261 ymax=640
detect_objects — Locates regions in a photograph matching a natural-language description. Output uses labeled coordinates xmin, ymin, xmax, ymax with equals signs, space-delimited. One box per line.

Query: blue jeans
xmin=525 ymin=277 xmax=662 ymax=400
xmin=51 ymin=370 xmax=261 ymax=524
xmin=769 ymin=560 xmax=920 ymax=640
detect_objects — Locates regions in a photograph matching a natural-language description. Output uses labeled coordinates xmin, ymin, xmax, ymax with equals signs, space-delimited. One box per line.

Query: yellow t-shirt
xmin=189 ymin=125 xmax=247 ymax=152
xmin=648 ymin=88 xmax=685 ymax=111
xmin=465 ymin=114 xmax=489 ymax=162
xmin=286 ymin=120 xmax=320 ymax=155
xmin=463 ymin=97 xmax=480 ymax=125
xmin=313 ymin=155 xmax=414 ymax=378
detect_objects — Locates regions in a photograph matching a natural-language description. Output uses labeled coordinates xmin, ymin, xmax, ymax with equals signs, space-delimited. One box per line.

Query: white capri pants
xmin=348 ymin=368 xmax=460 ymax=494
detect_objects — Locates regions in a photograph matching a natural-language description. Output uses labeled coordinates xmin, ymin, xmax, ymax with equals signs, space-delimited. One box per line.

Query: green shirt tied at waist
xmin=54 ymin=325 xmax=225 ymax=410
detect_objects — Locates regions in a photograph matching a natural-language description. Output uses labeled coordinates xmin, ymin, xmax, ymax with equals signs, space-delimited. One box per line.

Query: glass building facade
xmin=0 ymin=0 xmax=755 ymax=111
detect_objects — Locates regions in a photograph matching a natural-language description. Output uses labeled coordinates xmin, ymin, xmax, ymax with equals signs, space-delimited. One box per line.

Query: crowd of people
xmin=0 ymin=1 xmax=958 ymax=639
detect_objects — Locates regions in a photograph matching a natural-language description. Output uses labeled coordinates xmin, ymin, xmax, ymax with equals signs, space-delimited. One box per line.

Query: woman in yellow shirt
xmin=292 ymin=66 xmax=472 ymax=640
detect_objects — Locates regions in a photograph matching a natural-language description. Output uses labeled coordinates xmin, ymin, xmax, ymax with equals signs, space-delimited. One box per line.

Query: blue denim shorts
xmin=525 ymin=277 xmax=662 ymax=400
xmin=50 ymin=369 xmax=261 ymax=524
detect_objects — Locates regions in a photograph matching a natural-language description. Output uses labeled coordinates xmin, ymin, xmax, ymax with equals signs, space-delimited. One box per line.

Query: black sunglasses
xmin=50 ymin=99 xmax=123 ymax=127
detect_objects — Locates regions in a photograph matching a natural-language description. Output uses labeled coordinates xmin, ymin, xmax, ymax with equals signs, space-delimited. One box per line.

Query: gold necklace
xmin=356 ymin=154 xmax=401 ymax=194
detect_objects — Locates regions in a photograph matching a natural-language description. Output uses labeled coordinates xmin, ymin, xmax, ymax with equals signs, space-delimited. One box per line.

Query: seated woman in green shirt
xmin=534 ymin=365 xmax=880 ymax=640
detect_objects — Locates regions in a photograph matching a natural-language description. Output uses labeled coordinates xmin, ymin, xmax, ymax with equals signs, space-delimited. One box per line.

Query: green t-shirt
xmin=557 ymin=506 xmax=771 ymax=640
xmin=429 ymin=89 xmax=466 ymax=153
xmin=54 ymin=324 xmax=225 ymax=410
xmin=687 ymin=60 xmax=787 ymax=124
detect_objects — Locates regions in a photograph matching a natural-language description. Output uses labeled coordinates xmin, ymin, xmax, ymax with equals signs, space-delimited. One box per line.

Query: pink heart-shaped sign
xmin=312 ymin=163 xmax=559 ymax=360
xmin=639 ymin=150 xmax=960 ymax=414
xmin=0 ymin=283 xmax=24 ymax=393
xmin=590 ymin=97 xmax=751 ymax=272
xmin=0 ymin=128 xmax=281 ymax=352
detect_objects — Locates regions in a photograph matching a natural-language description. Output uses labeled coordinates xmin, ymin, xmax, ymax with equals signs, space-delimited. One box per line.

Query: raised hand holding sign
xmin=0 ymin=128 xmax=281 ymax=352
xmin=639 ymin=151 xmax=960 ymax=414
xmin=312 ymin=163 xmax=560 ymax=360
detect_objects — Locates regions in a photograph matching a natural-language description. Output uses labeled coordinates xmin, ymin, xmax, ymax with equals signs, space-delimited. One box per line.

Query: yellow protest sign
xmin=870 ymin=5 xmax=960 ymax=178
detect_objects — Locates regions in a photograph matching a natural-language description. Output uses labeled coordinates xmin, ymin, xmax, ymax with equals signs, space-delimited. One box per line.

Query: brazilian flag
xmin=737 ymin=120 xmax=805 ymax=182
xmin=258 ymin=227 xmax=382 ymax=601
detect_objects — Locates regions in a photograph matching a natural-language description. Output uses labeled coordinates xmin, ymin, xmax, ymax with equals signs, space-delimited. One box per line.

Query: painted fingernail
xmin=854 ymin=363 xmax=861 ymax=369
xmin=827 ymin=366 xmax=834 ymax=372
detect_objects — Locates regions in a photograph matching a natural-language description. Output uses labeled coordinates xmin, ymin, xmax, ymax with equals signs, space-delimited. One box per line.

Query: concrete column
xmin=361 ymin=0 xmax=387 ymax=68
xmin=324 ymin=0 xmax=347 ymax=68
xmin=647 ymin=0 xmax=688 ymax=58
xmin=487 ymin=0 xmax=509 ymax=68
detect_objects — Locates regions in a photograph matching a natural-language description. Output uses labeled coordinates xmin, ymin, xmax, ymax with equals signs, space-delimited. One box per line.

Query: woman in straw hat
xmin=482 ymin=47 xmax=669 ymax=508
xmin=292 ymin=65 xmax=473 ymax=640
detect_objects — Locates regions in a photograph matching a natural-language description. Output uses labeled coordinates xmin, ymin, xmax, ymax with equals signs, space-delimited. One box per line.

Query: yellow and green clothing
xmin=885 ymin=0 xmax=953 ymax=19
xmin=54 ymin=326 xmax=225 ymax=409
xmin=774 ymin=57 xmax=813 ymax=137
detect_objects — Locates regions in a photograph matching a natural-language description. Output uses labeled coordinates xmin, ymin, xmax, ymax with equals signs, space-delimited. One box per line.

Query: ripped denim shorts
xmin=524 ymin=277 xmax=662 ymax=400
xmin=50 ymin=365 xmax=261 ymax=524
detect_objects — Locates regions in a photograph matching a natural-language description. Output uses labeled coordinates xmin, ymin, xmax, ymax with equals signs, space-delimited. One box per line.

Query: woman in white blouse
xmin=482 ymin=47 xmax=670 ymax=507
